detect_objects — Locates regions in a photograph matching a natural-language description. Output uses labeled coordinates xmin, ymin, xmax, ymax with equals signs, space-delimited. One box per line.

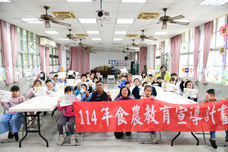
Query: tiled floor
xmin=0 ymin=83 xmax=228 ymax=152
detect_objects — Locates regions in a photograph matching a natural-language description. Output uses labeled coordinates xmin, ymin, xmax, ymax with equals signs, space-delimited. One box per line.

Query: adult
xmin=114 ymin=86 xmax=133 ymax=139
xmin=94 ymin=71 xmax=102 ymax=82
xmin=74 ymin=74 xmax=93 ymax=93
xmin=156 ymin=65 xmax=170 ymax=82
xmin=83 ymin=81 xmax=112 ymax=102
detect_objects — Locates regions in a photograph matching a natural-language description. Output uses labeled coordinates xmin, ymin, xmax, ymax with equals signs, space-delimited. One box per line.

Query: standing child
xmin=204 ymin=89 xmax=228 ymax=149
xmin=57 ymin=86 xmax=78 ymax=145
xmin=140 ymin=85 xmax=156 ymax=142
xmin=0 ymin=86 xmax=25 ymax=141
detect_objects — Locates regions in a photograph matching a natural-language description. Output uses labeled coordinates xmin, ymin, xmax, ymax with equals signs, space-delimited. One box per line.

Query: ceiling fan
xmin=130 ymin=39 xmax=139 ymax=48
xmin=143 ymin=8 xmax=189 ymax=29
xmin=139 ymin=30 xmax=157 ymax=42
xmin=125 ymin=45 xmax=139 ymax=52
xmin=78 ymin=39 xmax=87 ymax=47
xmin=90 ymin=50 xmax=97 ymax=54
xmin=117 ymin=49 xmax=127 ymax=53
xmin=66 ymin=29 xmax=78 ymax=41
xmin=39 ymin=6 xmax=71 ymax=28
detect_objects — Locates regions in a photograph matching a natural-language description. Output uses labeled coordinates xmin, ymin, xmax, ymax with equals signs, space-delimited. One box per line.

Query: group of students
xmin=0 ymin=66 xmax=227 ymax=149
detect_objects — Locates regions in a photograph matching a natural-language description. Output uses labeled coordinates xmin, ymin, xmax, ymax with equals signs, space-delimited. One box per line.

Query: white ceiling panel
xmin=94 ymin=3 xmax=119 ymax=12
xmin=15 ymin=3 xmax=45 ymax=12
xmin=119 ymin=4 xmax=145 ymax=12
xmin=68 ymin=3 xmax=95 ymax=12
xmin=117 ymin=12 xmax=139 ymax=18
xmin=39 ymin=3 xmax=71 ymax=11
xmin=73 ymin=11 xmax=96 ymax=18
xmin=141 ymin=4 xmax=170 ymax=12
xmin=184 ymin=5 xmax=217 ymax=14
xmin=0 ymin=3 xmax=24 ymax=12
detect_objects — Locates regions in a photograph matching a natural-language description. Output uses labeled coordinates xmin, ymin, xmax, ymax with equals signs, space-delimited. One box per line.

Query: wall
xmin=147 ymin=45 xmax=154 ymax=70
xmin=61 ymin=45 xmax=68 ymax=72
xmin=90 ymin=52 xmax=134 ymax=70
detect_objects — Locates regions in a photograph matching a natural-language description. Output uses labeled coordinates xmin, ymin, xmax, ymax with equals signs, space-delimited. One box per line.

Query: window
xmin=16 ymin=27 xmax=40 ymax=78
xmin=179 ymin=29 xmax=195 ymax=78
xmin=155 ymin=43 xmax=161 ymax=70
xmin=66 ymin=51 xmax=70 ymax=70
xmin=49 ymin=46 xmax=59 ymax=73
xmin=205 ymin=15 xmax=228 ymax=83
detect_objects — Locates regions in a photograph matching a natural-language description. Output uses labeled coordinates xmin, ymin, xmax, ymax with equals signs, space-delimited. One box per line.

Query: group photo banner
xmin=73 ymin=99 xmax=228 ymax=132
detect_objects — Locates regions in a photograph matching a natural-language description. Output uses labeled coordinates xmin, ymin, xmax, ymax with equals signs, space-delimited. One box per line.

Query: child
xmin=34 ymin=72 xmax=46 ymax=86
xmin=74 ymin=84 xmax=87 ymax=98
xmin=57 ymin=86 xmax=78 ymax=145
xmin=45 ymin=79 xmax=55 ymax=95
xmin=152 ymin=77 xmax=162 ymax=87
xmin=51 ymin=75 xmax=60 ymax=87
xmin=180 ymin=78 xmax=198 ymax=102
xmin=140 ymin=85 xmax=156 ymax=142
xmin=128 ymin=74 xmax=133 ymax=84
xmin=132 ymin=78 xmax=141 ymax=99
xmin=141 ymin=71 xmax=147 ymax=81
xmin=85 ymin=72 xmax=91 ymax=80
xmin=204 ymin=89 xmax=228 ymax=149
xmin=141 ymin=82 xmax=157 ymax=97
xmin=144 ymin=74 xmax=155 ymax=83
xmin=0 ymin=86 xmax=25 ymax=141
xmin=163 ymin=78 xmax=178 ymax=92
xmin=118 ymin=75 xmax=128 ymax=88
xmin=26 ymin=80 xmax=42 ymax=127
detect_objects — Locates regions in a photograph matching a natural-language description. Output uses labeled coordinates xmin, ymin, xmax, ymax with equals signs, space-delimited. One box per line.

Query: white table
xmin=9 ymin=92 xmax=61 ymax=148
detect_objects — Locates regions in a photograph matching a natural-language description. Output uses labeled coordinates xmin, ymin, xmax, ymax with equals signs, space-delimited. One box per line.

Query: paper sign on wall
xmin=183 ymin=88 xmax=198 ymax=98
xmin=222 ymin=71 xmax=228 ymax=84
xmin=0 ymin=90 xmax=11 ymax=102
xmin=34 ymin=87 xmax=47 ymax=96
xmin=59 ymin=94 xmax=75 ymax=107
xmin=219 ymin=24 xmax=228 ymax=41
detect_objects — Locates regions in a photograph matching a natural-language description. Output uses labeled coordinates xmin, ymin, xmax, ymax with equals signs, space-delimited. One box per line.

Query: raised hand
xmin=57 ymin=99 xmax=60 ymax=104
xmin=0 ymin=99 xmax=3 ymax=104
xmin=107 ymin=90 xmax=111 ymax=99
xmin=205 ymin=93 xmax=208 ymax=101
xmin=85 ymin=90 xmax=90 ymax=97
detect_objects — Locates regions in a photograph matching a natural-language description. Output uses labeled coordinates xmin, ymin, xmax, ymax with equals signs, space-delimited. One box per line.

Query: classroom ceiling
xmin=0 ymin=0 xmax=228 ymax=52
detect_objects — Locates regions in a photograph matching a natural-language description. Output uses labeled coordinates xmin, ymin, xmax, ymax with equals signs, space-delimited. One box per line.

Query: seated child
xmin=57 ymin=86 xmax=78 ymax=145
xmin=140 ymin=85 xmax=157 ymax=142
xmin=152 ymin=77 xmax=162 ymax=87
xmin=0 ymin=86 xmax=25 ymax=141
xmin=180 ymin=78 xmax=198 ymax=102
xmin=144 ymin=74 xmax=155 ymax=83
xmin=74 ymin=74 xmax=93 ymax=93
xmin=204 ymin=89 xmax=228 ymax=149
xmin=26 ymin=80 xmax=42 ymax=127
xmin=132 ymin=78 xmax=141 ymax=99
xmin=163 ymin=78 xmax=178 ymax=93
xmin=45 ymin=79 xmax=55 ymax=95
xmin=117 ymin=75 xmax=128 ymax=88
xmin=51 ymin=75 xmax=60 ymax=87
xmin=75 ymin=84 xmax=87 ymax=100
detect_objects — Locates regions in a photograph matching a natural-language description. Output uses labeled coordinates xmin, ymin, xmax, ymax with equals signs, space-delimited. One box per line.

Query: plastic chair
xmin=107 ymin=75 xmax=115 ymax=84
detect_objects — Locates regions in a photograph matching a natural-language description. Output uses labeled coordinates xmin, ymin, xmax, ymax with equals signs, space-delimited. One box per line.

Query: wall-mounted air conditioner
xmin=40 ymin=37 xmax=56 ymax=48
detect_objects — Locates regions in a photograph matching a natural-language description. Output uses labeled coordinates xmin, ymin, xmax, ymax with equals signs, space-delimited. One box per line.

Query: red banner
xmin=73 ymin=99 xmax=228 ymax=132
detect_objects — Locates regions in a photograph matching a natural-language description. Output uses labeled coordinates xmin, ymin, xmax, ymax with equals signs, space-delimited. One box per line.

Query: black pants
xmin=114 ymin=132 xmax=131 ymax=139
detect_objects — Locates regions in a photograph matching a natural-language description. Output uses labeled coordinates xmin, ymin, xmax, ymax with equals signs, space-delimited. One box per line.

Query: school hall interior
xmin=0 ymin=0 xmax=228 ymax=151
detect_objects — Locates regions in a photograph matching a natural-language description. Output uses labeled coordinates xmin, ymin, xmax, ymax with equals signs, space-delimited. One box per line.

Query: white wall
xmin=90 ymin=52 xmax=134 ymax=70
xmin=61 ymin=45 xmax=68 ymax=72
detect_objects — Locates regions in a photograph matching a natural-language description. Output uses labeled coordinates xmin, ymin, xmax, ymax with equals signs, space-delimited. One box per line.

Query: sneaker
xmin=70 ymin=135 xmax=76 ymax=145
xmin=126 ymin=132 xmax=131 ymax=136
xmin=57 ymin=135 xmax=65 ymax=146
xmin=154 ymin=133 xmax=157 ymax=137
xmin=149 ymin=132 xmax=156 ymax=143
xmin=14 ymin=133 xmax=19 ymax=142
xmin=43 ymin=112 xmax=47 ymax=115
xmin=8 ymin=132 xmax=13 ymax=139
xmin=225 ymin=138 xmax=228 ymax=142
xmin=209 ymin=139 xmax=217 ymax=149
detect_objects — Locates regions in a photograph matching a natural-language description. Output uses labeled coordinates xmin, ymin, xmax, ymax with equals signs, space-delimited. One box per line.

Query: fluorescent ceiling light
xmin=114 ymin=31 xmax=127 ymax=34
xmin=67 ymin=0 xmax=92 ymax=2
xmin=44 ymin=31 xmax=59 ymax=34
xmin=78 ymin=18 xmax=96 ymax=24
xmin=0 ymin=0 xmax=11 ymax=2
xmin=21 ymin=18 xmax=39 ymax=22
xmin=27 ymin=21 xmax=42 ymax=24
xmin=117 ymin=19 xmax=134 ymax=24
xmin=113 ymin=38 xmax=123 ymax=41
xmin=173 ymin=19 xmax=190 ymax=22
xmin=58 ymin=38 xmax=69 ymax=41
xmin=154 ymin=32 xmax=167 ymax=35
xmin=92 ymin=38 xmax=101 ymax=41
xmin=199 ymin=0 xmax=228 ymax=6
xmin=87 ymin=31 xmax=99 ymax=34
xmin=122 ymin=0 xmax=146 ymax=3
